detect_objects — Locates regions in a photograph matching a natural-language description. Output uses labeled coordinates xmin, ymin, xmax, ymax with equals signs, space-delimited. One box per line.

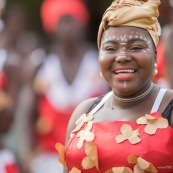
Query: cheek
xmin=98 ymin=51 xmax=113 ymax=71
xmin=139 ymin=54 xmax=155 ymax=75
xmin=98 ymin=51 xmax=107 ymax=70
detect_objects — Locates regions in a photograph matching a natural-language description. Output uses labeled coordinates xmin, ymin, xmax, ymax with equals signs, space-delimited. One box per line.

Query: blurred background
xmin=2 ymin=0 xmax=172 ymax=44
xmin=0 ymin=0 xmax=172 ymax=173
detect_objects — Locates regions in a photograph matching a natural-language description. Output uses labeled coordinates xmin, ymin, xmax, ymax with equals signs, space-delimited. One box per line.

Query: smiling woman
xmin=55 ymin=0 xmax=173 ymax=173
xmin=99 ymin=26 xmax=156 ymax=96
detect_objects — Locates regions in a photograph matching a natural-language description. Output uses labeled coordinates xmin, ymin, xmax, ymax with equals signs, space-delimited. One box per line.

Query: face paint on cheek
xmin=143 ymin=47 xmax=152 ymax=53
xmin=99 ymin=51 xmax=106 ymax=60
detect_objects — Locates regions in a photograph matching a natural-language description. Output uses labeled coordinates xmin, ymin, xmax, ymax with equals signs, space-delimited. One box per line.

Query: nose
xmin=115 ymin=49 xmax=132 ymax=63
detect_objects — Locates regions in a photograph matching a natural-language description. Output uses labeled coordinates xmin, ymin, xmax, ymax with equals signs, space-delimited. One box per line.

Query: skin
xmin=99 ymin=26 xmax=155 ymax=97
xmin=63 ymin=26 xmax=173 ymax=173
xmin=52 ymin=16 xmax=90 ymax=85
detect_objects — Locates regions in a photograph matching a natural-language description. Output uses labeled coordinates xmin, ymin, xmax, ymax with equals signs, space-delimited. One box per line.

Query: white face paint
xmin=120 ymin=34 xmax=126 ymax=41
xmin=101 ymin=31 xmax=153 ymax=63
xmin=101 ymin=30 xmax=152 ymax=49
xmin=118 ymin=42 xmax=127 ymax=58
xmin=99 ymin=51 xmax=106 ymax=60
xmin=123 ymin=81 xmax=127 ymax=88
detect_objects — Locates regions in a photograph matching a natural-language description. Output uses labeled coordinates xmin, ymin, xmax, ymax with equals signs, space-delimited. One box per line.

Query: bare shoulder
xmin=65 ymin=96 xmax=100 ymax=145
xmin=68 ymin=97 xmax=98 ymax=126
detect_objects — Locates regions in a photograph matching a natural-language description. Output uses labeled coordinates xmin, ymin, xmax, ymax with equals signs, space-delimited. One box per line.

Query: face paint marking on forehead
xmin=120 ymin=35 xmax=126 ymax=41
xmin=101 ymin=27 xmax=154 ymax=48
xmin=135 ymin=35 xmax=139 ymax=38
xmin=102 ymin=33 xmax=151 ymax=45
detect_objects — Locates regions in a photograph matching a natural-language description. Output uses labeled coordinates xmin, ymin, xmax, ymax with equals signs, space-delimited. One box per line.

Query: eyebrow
xmin=102 ymin=40 xmax=117 ymax=45
xmin=102 ymin=37 xmax=148 ymax=45
xmin=128 ymin=37 xmax=148 ymax=43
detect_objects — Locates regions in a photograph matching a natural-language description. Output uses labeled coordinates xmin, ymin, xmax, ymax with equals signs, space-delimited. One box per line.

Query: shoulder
xmin=68 ymin=97 xmax=99 ymax=126
xmin=65 ymin=96 xmax=102 ymax=144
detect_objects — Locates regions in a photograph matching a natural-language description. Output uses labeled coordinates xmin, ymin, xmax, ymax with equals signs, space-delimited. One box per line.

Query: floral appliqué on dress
xmin=55 ymin=113 xmax=169 ymax=173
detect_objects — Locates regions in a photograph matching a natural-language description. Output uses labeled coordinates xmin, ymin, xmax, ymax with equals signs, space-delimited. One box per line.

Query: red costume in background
xmin=35 ymin=53 xmax=108 ymax=153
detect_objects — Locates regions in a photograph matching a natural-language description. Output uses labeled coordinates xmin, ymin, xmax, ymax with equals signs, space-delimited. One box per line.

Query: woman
xmin=27 ymin=0 xmax=108 ymax=173
xmin=56 ymin=0 xmax=173 ymax=172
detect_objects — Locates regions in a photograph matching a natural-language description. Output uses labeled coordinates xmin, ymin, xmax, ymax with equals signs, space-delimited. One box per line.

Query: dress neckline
xmin=88 ymin=88 xmax=167 ymax=117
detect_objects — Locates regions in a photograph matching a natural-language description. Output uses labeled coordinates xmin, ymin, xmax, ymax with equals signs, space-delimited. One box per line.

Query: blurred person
xmin=25 ymin=0 xmax=109 ymax=173
xmin=152 ymin=40 xmax=169 ymax=88
xmin=0 ymin=2 xmax=44 ymax=97
xmin=0 ymin=2 xmax=20 ymax=173
xmin=153 ymin=0 xmax=173 ymax=88
xmin=0 ymin=3 xmax=46 ymax=172
xmin=0 ymin=53 xmax=20 ymax=173
xmin=159 ymin=0 xmax=173 ymax=89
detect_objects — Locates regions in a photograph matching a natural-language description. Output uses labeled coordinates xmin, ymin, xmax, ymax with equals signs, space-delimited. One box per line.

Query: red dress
xmin=65 ymin=91 xmax=173 ymax=173
xmin=35 ymin=51 xmax=108 ymax=152
xmin=36 ymin=95 xmax=73 ymax=152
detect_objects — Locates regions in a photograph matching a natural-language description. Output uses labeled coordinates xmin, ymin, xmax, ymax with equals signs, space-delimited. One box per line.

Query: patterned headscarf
xmin=98 ymin=0 xmax=161 ymax=48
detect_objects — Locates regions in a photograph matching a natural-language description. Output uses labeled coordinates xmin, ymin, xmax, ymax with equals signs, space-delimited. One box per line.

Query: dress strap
xmin=88 ymin=91 xmax=113 ymax=116
xmin=150 ymin=88 xmax=167 ymax=113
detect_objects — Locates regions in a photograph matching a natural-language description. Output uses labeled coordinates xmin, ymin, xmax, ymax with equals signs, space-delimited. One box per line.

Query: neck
xmin=54 ymin=42 xmax=87 ymax=59
xmin=111 ymin=83 xmax=154 ymax=109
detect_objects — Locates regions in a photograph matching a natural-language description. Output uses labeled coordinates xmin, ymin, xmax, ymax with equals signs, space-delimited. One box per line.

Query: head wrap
xmin=98 ymin=0 xmax=161 ymax=48
xmin=40 ymin=0 xmax=90 ymax=33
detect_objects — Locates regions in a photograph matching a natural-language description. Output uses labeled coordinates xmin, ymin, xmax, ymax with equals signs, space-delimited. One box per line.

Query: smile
xmin=113 ymin=69 xmax=135 ymax=74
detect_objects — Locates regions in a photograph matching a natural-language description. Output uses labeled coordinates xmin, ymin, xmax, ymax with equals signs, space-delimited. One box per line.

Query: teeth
xmin=115 ymin=69 xmax=135 ymax=74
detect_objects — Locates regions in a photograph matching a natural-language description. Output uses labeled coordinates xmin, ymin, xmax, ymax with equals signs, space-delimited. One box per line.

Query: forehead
xmin=101 ymin=26 xmax=152 ymax=43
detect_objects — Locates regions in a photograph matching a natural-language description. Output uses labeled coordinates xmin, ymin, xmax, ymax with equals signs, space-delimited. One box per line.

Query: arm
xmin=63 ymin=97 xmax=97 ymax=173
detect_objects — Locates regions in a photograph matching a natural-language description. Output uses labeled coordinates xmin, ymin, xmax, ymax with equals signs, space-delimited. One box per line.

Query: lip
xmin=114 ymin=73 xmax=136 ymax=81
xmin=112 ymin=67 xmax=137 ymax=81
xmin=113 ymin=66 xmax=137 ymax=72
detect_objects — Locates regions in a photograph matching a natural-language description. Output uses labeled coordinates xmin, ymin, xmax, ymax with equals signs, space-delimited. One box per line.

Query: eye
xmin=105 ymin=47 xmax=117 ymax=52
xmin=130 ymin=46 xmax=144 ymax=51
